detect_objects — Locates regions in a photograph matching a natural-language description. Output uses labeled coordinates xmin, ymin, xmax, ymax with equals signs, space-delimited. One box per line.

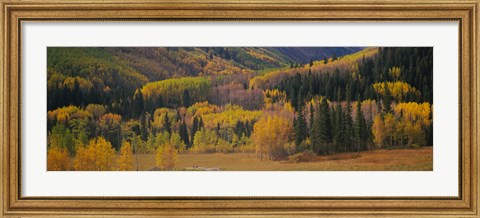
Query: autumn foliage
xmin=252 ymin=116 xmax=293 ymax=161
xmin=46 ymin=47 xmax=433 ymax=171
xmin=73 ymin=137 xmax=116 ymax=171
xmin=47 ymin=146 xmax=70 ymax=171
xmin=117 ymin=141 xmax=133 ymax=171
xmin=156 ymin=141 xmax=178 ymax=170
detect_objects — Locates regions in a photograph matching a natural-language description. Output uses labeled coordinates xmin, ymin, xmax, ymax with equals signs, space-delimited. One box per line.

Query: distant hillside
xmin=272 ymin=47 xmax=363 ymax=63
xmin=47 ymin=46 xmax=366 ymax=111
xmin=103 ymin=47 xmax=362 ymax=81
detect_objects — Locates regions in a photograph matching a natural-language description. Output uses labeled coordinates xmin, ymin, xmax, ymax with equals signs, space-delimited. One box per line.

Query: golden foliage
xmin=394 ymin=102 xmax=432 ymax=126
xmin=372 ymin=81 xmax=420 ymax=102
xmin=263 ymin=89 xmax=288 ymax=110
xmin=372 ymin=102 xmax=432 ymax=148
xmin=47 ymin=146 xmax=70 ymax=171
xmin=203 ymin=56 xmax=252 ymax=75
xmin=201 ymin=104 xmax=263 ymax=129
xmin=141 ymin=77 xmax=211 ymax=105
xmin=73 ymin=137 xmax=116 ymax=171
xmin=186 ymin=101 xmax=219 ymax=118
xmin=252 ymin=115 xmax=293 ymax=161
xmin=47 ymin=105 xmax=92 ymax=123
xmin=99 ymin=113 xmax=122 ymax=125
xmin=117 ymin=141 xmax=133 ymax=171
xmin=152 ymin=108 xmax=177 ymax=130
xmin=155 ymin=141 xmax=178 ymax=170
xmin=372 ymin=115 xmax=385 ymax=148
xmin=249 ymin=48 xmax=378 ymax=89
xmin=389 ymin=66 xmax=401 ymax=80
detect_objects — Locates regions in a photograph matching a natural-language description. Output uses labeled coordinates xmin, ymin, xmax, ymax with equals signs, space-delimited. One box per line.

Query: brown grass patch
xmin=128 ymin=147 xmax=432 ymax=171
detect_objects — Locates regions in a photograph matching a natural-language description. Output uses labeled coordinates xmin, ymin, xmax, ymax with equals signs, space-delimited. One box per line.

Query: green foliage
xmin=192 ymin=128 xmax=218 ymax=153
xmin=141 ymin=77 xmax=211 ymax=109
xmin=47 ymin=47 xmax=148 ymax=112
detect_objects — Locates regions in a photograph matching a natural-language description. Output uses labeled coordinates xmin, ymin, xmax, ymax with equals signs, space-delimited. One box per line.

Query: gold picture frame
xmin=1 ymin=0 xmax=478 ymax=217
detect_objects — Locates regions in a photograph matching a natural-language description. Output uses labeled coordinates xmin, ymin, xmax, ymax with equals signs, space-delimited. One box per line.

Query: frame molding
xmin=1 ymin=0 xmax=478 ymax=217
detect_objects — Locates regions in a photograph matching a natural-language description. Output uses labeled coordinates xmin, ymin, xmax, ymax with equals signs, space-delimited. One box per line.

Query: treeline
xmin=47 ymin=48 xmax=148 ymax=111
xmin=140 ymin=77 xmax=212 ymax=112
xmin=276 ymin=47 xmax=433 ymax=110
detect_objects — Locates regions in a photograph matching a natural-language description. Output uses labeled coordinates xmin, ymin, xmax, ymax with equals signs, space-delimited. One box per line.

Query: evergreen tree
xmin=334 ymin=103 xmax=344 ymax=152
xmin=309 ymin=103 xmax=315 ymax=132
xmin=311 ymin=101 xmax=321 ymax=153
xmin=73 ymin=79 xmax=83 ymax=106
xmin=190 ymin=116 xmax=199 ymax=142
xmin=235 ymin=120 xmax=244 ymax=138
xmin=294 ymin=106 xmax=307 ymax=148
xmin=332 ymin=53 xmax=338 ymax=61
xmin=344 ymin=88 xmax=354 ymax=152
xmin=290 ymin=87 xmax=298 ymax=111
xmin=198 ymin=116 xmax=204 ymax=129
xmin=182 ymin=90 xmax=190 ymax=107
xmin=140 ymin=113 xmax=148 ymax=141
xmin=179 ymin=120 xmax=190 ymax=148
xmin=319 ymin=98 xmax=332 ymax=154
xmin=383 ymin=86 xmax=393 ymax=113
xmin=133 ymin=89 xmax=144 ymax=118
xmin=164 ymin=114 xmax=172 ymax=134
xmin=354 ymin=94 xmax=367 ymax=152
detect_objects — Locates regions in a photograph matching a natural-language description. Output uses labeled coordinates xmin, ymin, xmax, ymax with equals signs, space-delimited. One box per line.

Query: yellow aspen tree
xmin=383 ymin=113 xmax=396 ymax=147
xmin=372 ymin=114 xmax=385 ymax=148
xmin=47 ymin=146 xmax=70 ymax=171
xmin=252 ymin=116 xmax=293 ymax=161
xmin=74 ymin=137 xmax=116 ymax=171
xmin=388 ymin=66 xmax=401 ymax=81
xmin=156 ymin=142 xmax=178 ymax=170
xmin=253 ymin=118 xmax=269 ymax=160
xmin=117 ymin=141 xmax=133 ymax=171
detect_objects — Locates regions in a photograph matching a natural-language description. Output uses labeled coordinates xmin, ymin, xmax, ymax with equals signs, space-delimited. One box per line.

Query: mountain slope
xmin=272 ymin=47 xmax=364 ymax=63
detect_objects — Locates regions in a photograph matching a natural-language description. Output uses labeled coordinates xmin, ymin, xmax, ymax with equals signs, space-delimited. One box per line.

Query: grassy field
xmin=131 ymin=147 xmax=433 ymax=171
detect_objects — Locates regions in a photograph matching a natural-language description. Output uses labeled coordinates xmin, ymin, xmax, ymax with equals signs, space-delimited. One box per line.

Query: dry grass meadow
xmin=130 ymin=147 xmax=433 ymax=171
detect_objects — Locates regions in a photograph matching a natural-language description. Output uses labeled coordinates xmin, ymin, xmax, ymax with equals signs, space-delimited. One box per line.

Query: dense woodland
xmin=47 ymin=47 xmax=433 ymax=171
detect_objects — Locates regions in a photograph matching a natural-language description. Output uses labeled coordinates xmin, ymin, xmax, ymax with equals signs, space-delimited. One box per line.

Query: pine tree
xmin=311 ymin=101 xmax=321 ymax=153
xmin=383 ymin=86 xmax=393 ymax=113
xmin=319 ymin=98 xmax=332 ymax=154
xmin=332 ymin=53 xmax=338 ymax=61
xmin=334 ymin=103 xmax=345 ymax=152
xmin=164 ymin=114 xmax=172 ymax=134
xmin=294 ymin=106 xmax=307 ymax=148
xmin=190 ymin=116 xmax=199 ymax=143
xmin=133 ymin=89 xmax=144 ymax=118
xmin=182 ymin=90 xmax=190 ymax=107
xmin=344 ymin=88 xmax=354 ymax=152
xmin=140 ymin=113 xmax=148 ymax=141
xmin=354 ymin=94 xmax=366 ymax=152
xmin=309 ymin=103 xmax=315 ymax=132
xmin=198 ymin=116 xmax=204 ymax=129
xmin=290 ymin=87 xmax=298 ymax=111
xmin=179 ymin=120 xmax=190 ymax=148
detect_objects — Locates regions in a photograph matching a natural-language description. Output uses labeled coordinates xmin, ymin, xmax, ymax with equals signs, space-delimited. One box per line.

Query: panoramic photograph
xmin=46 ymin=47 xmax=433 ymax=171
